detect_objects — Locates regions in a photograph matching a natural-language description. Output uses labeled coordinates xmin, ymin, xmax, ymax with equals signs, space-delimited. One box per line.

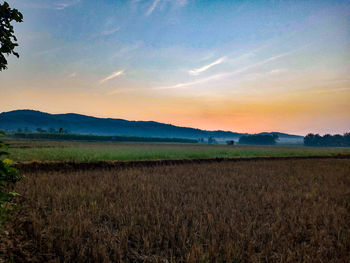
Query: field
xmin=2 ymin=158 xmax=350 ymax=262
xmin=5 ymin=139 xmax=350 ymax=162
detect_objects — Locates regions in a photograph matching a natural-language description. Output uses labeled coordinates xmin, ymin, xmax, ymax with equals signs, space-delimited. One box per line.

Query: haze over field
xmin=1 ymin=0 xmax=350 ymax=134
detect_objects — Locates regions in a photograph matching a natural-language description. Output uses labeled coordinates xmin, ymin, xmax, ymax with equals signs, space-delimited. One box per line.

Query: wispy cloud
xmin=55 ymin=0 xmax=80 ymax=10
xmin=108 ymin=87 xmax=139 ymax=95
xmin=99 ymin=70 xmax=125 ymax=85
xmin=101 ymin=27 xmax=120 ymax=36
xmin=109 ymin=43 xmax=141 ymax=60
xmin=188 ymin=56 xmax=227 ymax=76
xmin=144 ymin=0 xmax=188 ymax=16
xmin=24 ymin=0 xmax=81 ymax=10
xmin=156 ymin=51 xmax=291 ymax=90
xmin=268 ymin=68 xmax=288 ymax=75
xmin=146 ymin=0 xmax=161 ymax=16
xmin=33 ymin=47 xmax=63 ymax=56
xmin=154 ymin=73 xmax=230 ymax=90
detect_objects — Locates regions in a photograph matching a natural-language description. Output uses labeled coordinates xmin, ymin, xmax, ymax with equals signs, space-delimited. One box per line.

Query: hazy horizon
xmin=1 ymin=0 xmax=350 ymax=135
xmin=1 ymin=108 xmax=344 ymax=137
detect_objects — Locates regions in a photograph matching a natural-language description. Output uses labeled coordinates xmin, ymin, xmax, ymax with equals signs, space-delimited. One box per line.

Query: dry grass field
xmin=2 ymin=158 xmax=350 ymax=262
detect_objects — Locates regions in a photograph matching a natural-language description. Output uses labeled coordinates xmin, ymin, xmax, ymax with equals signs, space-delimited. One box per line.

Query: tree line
xmin=239 ymin=134 xmax=279 ymax=145
xmin=304 ymin=133 xmax=350 ymax=147
xmin=12 ymin=132 xmax=198 ymax=144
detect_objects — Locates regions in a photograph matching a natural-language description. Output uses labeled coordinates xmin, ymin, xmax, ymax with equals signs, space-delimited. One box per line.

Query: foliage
xmin=0 ymin=1 xmax=23 ymax=71
xmin=239 ymin=134 xmax=279 ymax=145
xmin=0 ymin=131 xmax=22 ymax=226
xmin=226 ymin=140 xmax=235 ymax=145
xmin=208 ymin=136 xmax=217 ymax=144
xmin=304 ymin=133 xmax=350 ymax=147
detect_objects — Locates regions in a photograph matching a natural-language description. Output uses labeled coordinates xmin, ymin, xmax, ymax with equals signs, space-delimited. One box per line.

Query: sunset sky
xmin=1 ymin=0 xmax=350 ymax=135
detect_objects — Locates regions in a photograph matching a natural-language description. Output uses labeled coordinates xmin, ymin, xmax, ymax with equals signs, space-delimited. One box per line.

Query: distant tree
xmin=49 ymin=127 xmax=56 ymax=133
xmin=323 ymin=134 xmax=332 ymax=146
xmin=314 ymin=134 xmax=322 ymax=146
xmin=304 ymin=133 xmax=350 ymax=147
xmin=198 ymin=138 xmax=205 ymax=144
xmin=239 ymin=134 xmax=278 ymax=145
xmin=36 ymin=128 xmax=46 ymax=133
xmin=226 ymin=140 xmax=234 ymax=145
xmin=333 ymin=134 xmax=343 ymax=147
xmin=344 ymin=133 xmax=350 ymax=147
xmin=304 ymin=133 xmax=318 ymax=146
xmin=16 ymin=127 xmax=22 ymax=133
xmin=208 ymin=136 xmax=217 ymax=144
xmin=0 ymin=1 xmax=23 ymax=71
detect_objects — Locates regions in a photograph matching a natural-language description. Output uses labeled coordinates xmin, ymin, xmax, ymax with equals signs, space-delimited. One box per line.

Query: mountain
xmin=0 ymin=110 xmax=303 ymax=140
xmin=0 ymin=110 xmax=244 ymax=139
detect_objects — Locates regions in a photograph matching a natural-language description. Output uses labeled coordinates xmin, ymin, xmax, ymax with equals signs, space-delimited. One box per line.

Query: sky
xmin=1 ymin=0 xmax=350 ymax=135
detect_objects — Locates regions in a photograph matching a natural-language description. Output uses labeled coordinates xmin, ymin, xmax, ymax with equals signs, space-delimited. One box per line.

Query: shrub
xmin=0 ymin=131 xmax=22 ymax=226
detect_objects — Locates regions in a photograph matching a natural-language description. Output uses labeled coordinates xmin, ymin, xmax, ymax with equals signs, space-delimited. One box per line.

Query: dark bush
xmin=0 ymin=131 xmax=22 ymax=226
xmin=239 ymin=134 xmax=278 ymax=145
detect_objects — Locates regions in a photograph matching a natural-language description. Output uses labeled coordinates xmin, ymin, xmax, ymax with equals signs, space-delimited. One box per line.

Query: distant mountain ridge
xmin=0 ymin=110 xmax=303 ymax=140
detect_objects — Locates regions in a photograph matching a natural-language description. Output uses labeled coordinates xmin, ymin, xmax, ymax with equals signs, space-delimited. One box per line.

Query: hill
xmin=0 ymin=110 xmax=302 ymax=141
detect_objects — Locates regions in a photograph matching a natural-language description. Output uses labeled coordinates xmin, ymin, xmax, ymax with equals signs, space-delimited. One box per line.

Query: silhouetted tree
xmin=36 ymin=128 xmax=46 ymax=133
xmin=198 ymin=138 xmax=205 ymax=144
xmin=239 ymin=134 xmax=278 ymax=145
xmin=304 ymin=133 xmax=350 ymax=147
xmin=208 ymin=136 xmax=217 ymax=144
xmin=226 ymin=140 xmax=234 ymax=145
xmin=344 ymin=133 xmax=350 ymax=146
xmin=0 ymin=1 xmax=23 ymax=71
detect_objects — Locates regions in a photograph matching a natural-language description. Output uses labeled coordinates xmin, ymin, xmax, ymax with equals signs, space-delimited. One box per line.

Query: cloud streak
xmin=55 ymin=0 xmax=81 ymax=10
xmin=189 ymin=56 xmax=227 ymax=76
xmin=101 ymin=27 xmax=120 ymax=36
xmin=146 ymin=0 xmax=161 ymax=16
xmin=156 ymin=51 xmax=291 ymax=90
xmin=99 ymin=70 xmax=124 ymax=85
xmin=154 ymin=73 xmax=230 ymax=90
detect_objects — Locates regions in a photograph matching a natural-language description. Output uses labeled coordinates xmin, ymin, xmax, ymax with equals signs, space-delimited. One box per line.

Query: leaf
xmin=0 ymin=151 xmax=9 ymax=156
xmin=8 ymin=192 xmax=20 ymax=198
xmin=2 ymin=158 xmax=14 ymax=165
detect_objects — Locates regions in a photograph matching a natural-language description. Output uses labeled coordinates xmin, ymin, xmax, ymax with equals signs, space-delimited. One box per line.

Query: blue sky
xmin=1 ymin=0 xmax=350 ymax=134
